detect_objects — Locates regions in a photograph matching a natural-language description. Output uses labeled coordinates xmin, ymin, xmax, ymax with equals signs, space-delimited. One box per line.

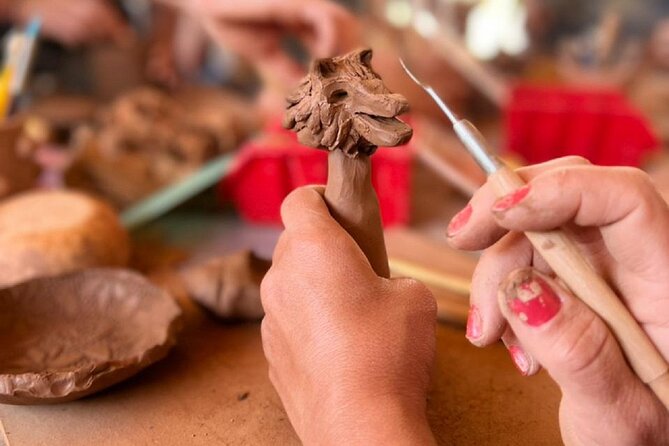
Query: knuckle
xmin=560 ymin=155 xmax=591 ymax=166
xmin=394 ymin=278 xmax=438 ymax=317
xmin=550 ymin=311 xmax=612 ymax=377
xmin=259 ymin=269 xmax=278 ymax=309
xmin=620 ymin=167 xmax=656 ymax=195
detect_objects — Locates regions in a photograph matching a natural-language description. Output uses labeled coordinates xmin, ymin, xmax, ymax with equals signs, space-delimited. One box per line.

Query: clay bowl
xmin=0 ymin=269 xmax=182 ymax=405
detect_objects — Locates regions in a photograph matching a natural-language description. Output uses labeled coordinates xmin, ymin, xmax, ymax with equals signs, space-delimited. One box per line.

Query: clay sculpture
xmin=283 ymin=49 xmax=412 ymax=277
xmin=69 ymin=86 xmax=259 ymax=205
xmin=0 ymin=269 xmax=182 ymax=405
xmin=181 ymin=250 xmax=270 ymax=320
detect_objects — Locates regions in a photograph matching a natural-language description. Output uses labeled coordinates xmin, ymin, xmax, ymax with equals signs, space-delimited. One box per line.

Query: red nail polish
xmin=508 ymin=345 xmax=530 ymax=375
xmin=447 ymin=204 xmax=472 ymax=236
xmin=492 ymin=185 xmax=530 ymax=212
xmin=505 ymin=274 xmax=561 ymax=327
xmin=466 ymin=305 xmax=482 ymax=341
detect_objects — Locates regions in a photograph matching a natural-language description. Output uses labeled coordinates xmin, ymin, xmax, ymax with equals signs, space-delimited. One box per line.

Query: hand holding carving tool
xmin=400 ymin=58 xmax=669 ymax=410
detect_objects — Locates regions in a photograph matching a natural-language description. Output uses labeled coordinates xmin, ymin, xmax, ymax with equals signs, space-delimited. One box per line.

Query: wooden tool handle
xmin=490 ymin=166 xmax=669 ymax=409
xmin=324 ymin=150 xmax=390 ymax=278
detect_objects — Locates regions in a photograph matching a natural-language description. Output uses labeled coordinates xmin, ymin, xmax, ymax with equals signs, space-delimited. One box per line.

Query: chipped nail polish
xmin=447 ymin=204 xmax=472 ymax=237
xmin=504 ymin=273 xmax=561 ymax=327
xmin=508 ymin=345 xmax=531 ymax=375
xmin=492 ymin=185 xmax=530 ymax=212
xmin=466 ymin=305 xmax=482 ymax=341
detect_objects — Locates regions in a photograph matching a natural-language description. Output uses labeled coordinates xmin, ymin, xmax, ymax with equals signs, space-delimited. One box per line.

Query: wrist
xmin=307 ymin=394 xmax=435 ymax=446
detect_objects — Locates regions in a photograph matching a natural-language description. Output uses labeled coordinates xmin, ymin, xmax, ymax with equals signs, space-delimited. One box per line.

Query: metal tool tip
xmin=399 ymin=58 xmax=424 ymax=87
xmin=398 ymin=57 xmax=459 ymax=124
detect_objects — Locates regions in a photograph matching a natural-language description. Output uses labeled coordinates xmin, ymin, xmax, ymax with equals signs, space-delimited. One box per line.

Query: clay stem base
xmin=324 ymin=150 xmax=390 ymax=278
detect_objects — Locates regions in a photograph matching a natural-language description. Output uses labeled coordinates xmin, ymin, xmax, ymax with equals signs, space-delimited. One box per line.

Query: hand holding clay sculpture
xmin=283 ymin=49 xmax=412 ymax=277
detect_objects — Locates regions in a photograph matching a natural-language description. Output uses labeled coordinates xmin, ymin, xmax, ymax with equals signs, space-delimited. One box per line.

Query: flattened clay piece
xmin=181 ymin=250 xmax=270 ymax=320
xmin=283 ymin=49 xmax=413 ymax=278
xmin=0 ymin=190 xmax=130 ymax=288
xmin=0 ymin=268 xmax=182 ymax=405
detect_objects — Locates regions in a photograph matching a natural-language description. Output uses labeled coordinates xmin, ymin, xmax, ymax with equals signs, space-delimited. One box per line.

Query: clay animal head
xmin=283 ymin=49 xmax=412 ymax=157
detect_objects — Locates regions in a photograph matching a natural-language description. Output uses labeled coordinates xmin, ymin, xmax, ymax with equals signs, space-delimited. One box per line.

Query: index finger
xmin=447 ymin=156 xmax=591 ymax=251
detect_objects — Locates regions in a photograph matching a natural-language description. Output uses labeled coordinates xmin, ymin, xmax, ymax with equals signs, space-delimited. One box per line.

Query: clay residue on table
xmin=283 ymin=49 xmax=413 ymax=157
xmin=0 ymin=269 xmax=182 ymax=405
xmin=181 ymin=250 xmax=270 ymax=320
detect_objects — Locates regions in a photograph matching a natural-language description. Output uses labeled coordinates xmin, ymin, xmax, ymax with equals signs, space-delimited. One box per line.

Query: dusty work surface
xmin=0 ymin=300 xmax=561 ymax=445
xmin=0 ymin=215 xmax=561 ymax=444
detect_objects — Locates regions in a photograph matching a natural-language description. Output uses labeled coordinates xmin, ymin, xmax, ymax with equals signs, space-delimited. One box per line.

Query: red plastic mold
xmin=220 ymin=123 xmax=413 ymax=226
xmin=504 ymin=85 xmax=659 ymax=167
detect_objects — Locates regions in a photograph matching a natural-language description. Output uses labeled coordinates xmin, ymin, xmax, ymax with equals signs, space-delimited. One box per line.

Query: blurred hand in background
xmin=6 ymin=0 xmax=132 ymax=47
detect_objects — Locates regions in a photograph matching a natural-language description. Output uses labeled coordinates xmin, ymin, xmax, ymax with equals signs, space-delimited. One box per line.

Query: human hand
xmin=447 ymin=157 xmax=669 ymax=445
xmin=170 ymin=0 xmax=361 ymax=86
xmin=9 ymin=0 xmax=131 ymax=47
xmin=261 ymin=186 xmax=437 ymax=445
xmin=145 ymin=6 xmax=180 ymax=89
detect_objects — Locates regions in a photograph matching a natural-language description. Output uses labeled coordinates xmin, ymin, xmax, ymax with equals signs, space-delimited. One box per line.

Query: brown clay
xmin=181 ymin=250 xmax=270 ymax=320
xmin=0 ymin=268 xmax=182 ymax=405
xmin=68 ymin=86 xmax=259 ymax=206
xmin=0 ymin=119 xmax=40 ymax=200
xmin=283 ymin=49 xmax=412 ymax=277
xmin=0 ymin=190 xmax=130 ymax=288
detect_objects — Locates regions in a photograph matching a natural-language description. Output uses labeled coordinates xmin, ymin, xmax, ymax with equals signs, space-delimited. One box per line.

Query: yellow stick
xmin=0 ymin=67 xmax=13 ymax=120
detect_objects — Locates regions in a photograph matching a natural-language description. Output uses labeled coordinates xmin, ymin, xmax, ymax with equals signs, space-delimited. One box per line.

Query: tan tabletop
xmin=0 ymin=300 xmax=561 ymax=445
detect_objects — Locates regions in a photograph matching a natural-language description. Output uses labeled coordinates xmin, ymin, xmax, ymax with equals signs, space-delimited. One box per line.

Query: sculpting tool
xmin=0 ymin=67 xmax=12 ymax=120
xmin=400 ymin=58 xmax=669 ymax=409
xmin=121 ymin=153 xmax=235 ymax=230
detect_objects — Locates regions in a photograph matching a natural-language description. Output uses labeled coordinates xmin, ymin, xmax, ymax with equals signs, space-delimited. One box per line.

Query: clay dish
xmin=0 ymin=268 xmax=182 ymax=405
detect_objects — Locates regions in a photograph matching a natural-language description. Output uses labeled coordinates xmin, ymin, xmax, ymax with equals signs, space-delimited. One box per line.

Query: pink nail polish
xmin=492 ymin=185 xmax=530 ymax=212
xmin=466 ymin=305 xmax=482 ymax=341
xmin=508 ymin=345 xmax=530 ymax=375
xmin=504 ymin=273 xmax=561 ymax=327
xmin=447 ymin=204 xmax=472 ymax=237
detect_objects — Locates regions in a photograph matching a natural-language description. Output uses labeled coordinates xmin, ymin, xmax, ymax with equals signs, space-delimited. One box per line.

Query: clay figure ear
xmin=311 ymin=58 xmax=335 ymax=77
xmin=356 ymin=48 xmax=373 ymax=67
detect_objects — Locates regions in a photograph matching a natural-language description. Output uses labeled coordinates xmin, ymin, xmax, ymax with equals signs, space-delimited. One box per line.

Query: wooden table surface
xmin=0 ymin=304 xmax=561 ymax=445
xmin=0 ymin=215 xmax=563 ymax=445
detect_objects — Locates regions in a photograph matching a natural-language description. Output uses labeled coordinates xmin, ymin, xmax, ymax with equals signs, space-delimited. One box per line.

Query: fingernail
xmin=466 ymin=305 xmax=482 ymax=342
xmin=502 ymin=271 xmax=561 ymax=327
xmin=508 ymin=345 xmax=531 ymax=375
xmin=447 ymin=204 xmax=472 ymax=237
xmin=492 ymin=185 xmax=530 ymax=212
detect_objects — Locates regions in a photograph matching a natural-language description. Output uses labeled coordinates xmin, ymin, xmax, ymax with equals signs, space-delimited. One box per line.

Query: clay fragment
xmin=181 ymin=250 xmax=270 ymax=320
xmin=0 ymin=190 xmax=130 ymax=288
xmin=0 ymin=268 xmax=182 ymax=405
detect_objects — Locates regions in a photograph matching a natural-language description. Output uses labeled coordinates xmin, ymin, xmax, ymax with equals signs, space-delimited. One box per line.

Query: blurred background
xmin=3 ymin=0 xmax=669 ymax=241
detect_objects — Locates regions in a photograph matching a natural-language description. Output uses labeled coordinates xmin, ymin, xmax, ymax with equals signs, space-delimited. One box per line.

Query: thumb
xmin=497 ymin=268 xmax=641 ymax=405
